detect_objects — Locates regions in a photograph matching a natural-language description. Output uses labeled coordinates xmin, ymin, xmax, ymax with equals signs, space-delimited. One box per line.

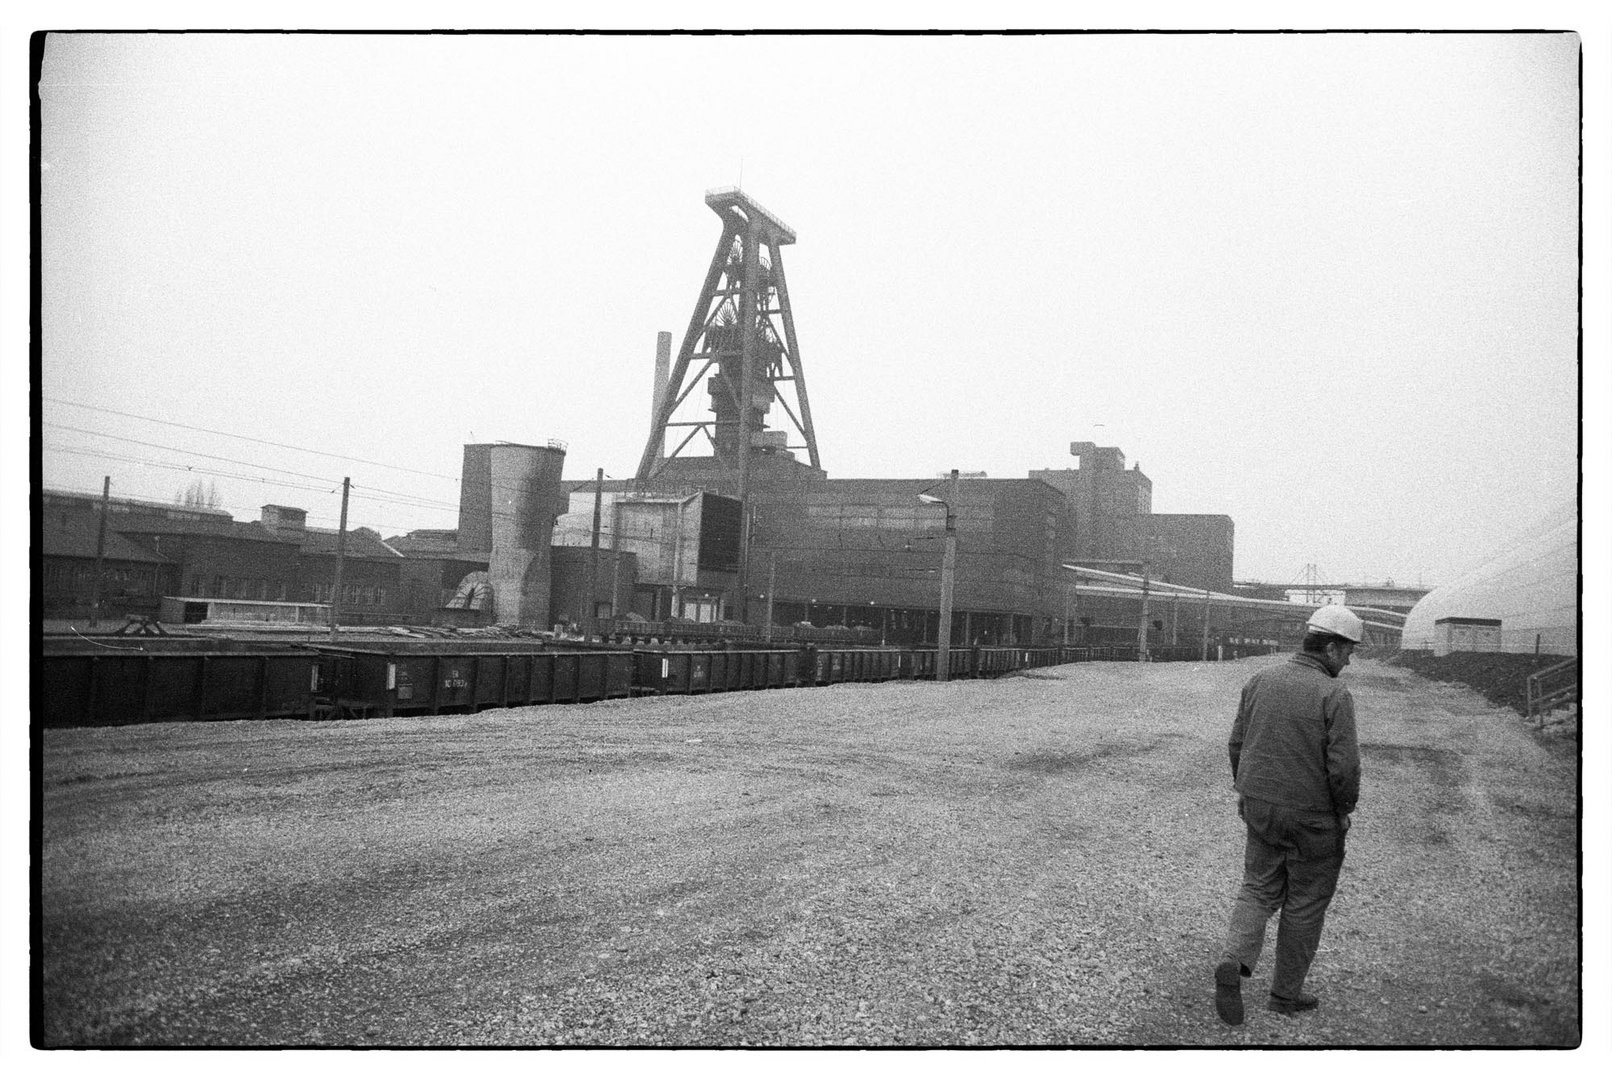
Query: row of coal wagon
xmin=35 ymin=634 xmax=1277 ymax=730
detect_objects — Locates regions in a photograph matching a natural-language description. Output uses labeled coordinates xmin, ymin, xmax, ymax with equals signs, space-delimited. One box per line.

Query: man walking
xmin=1214 ymin=604 xmax=1364 ymax=1025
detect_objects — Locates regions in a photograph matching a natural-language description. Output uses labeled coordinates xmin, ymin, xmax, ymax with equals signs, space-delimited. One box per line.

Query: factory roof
xmin=294 ymin=527 xmax=403 ymax=560
xmin=40 ymin=526 xmax=174 ymax=563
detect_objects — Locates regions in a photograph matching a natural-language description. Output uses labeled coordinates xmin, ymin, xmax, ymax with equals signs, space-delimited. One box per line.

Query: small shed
xmin=1433 ymin=616 xmax=1502 ymax=657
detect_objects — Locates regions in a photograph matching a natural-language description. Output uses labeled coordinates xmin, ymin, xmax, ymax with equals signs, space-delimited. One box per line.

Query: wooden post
xmin=764 ymin=551 xmax=777 ymax=642
xmin=328 ymin=477 xmax=350 ymax=643
xmin=1062 ymin=580 xmax=1070 ymax=645
xmin=584 ymin=467 xmax=604 ymax=640
xmin=1201 ymin=588 xmax=1211 ymax=661
xmin=89 ymin=475 xmax=111 ymax=628
xmin=1072 ymin=575 xmax=1079 ymax=646
xmin=1137 ymin=563 xmax=1151 ymax=662
xmin=609 ymin=497 xmax=622 ymax=630
xmin=937 ymin=469 xmax=958 ymax=681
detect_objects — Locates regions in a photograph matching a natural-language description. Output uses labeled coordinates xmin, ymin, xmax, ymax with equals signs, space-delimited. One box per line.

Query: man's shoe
xmin=1214 ymin=960 xmax=1244 ymax=1025
xmin=1267 ymin=992 xmax=1319 ymax=1015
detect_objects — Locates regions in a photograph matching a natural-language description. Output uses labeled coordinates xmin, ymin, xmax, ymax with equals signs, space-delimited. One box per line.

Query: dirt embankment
xmin=1381 ymin=650 xmax=1577 ymax=717
xmin=38 ymin=657 xmax=1579 ymax=1047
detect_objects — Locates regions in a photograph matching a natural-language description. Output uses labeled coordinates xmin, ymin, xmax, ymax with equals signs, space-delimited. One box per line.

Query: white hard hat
xmin=1307 ymin=604 xmax=1365 ymax=643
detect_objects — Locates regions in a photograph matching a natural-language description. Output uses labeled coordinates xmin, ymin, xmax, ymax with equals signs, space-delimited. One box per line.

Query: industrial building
xmin=541 ymin=188 xmax=1249 ymax=648
xmin=38 ymin=490 xmax=404 ymax=625
xmin=545 ymin=433 xmax=1241 ymax=648
xmin=42 ymin=188 xmax=1342 ymax=650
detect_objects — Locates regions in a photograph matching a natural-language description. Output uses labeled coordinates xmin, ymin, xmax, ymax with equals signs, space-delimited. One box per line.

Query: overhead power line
xmin=41 ymin=402 xmax=584 ymax=510
xmin=45 ymin=423 xmax=352 ymax=488
xmin=42 ymin=445 xmax=346 ymax=502
xmin=41 ymin=426 xmax=476 ymax=512
xmin=42 ymin=397 xmax=463 ymax=483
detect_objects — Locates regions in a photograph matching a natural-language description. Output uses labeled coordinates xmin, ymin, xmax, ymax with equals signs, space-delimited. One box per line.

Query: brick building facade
xmin=39 ymin=491 xmax=404 ymax=624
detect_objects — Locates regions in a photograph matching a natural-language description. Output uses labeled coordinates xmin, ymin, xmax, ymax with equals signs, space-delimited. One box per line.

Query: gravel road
xmin=38 ymin=657 xmax=1579 ymax=1047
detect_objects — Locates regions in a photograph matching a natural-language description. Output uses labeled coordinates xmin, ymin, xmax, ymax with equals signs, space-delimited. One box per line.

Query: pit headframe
xmin=634 ymin=187 xmax=822 ymax=488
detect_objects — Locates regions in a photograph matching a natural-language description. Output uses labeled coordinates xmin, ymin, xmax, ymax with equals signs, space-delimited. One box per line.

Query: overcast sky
xmin=36 ymin=30 xmax=1584 ymax=587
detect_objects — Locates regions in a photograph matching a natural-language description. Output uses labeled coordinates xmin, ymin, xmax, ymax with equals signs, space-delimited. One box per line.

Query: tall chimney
xmin=652 ymin=331 xmax=672 ymax=465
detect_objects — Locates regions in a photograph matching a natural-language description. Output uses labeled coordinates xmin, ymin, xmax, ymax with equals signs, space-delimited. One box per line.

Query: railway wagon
xmin=39 ymin=634 xmax=1281 ymax=729
xmin=312 ymin=642 xmax=635 ymax=717
xmin=37 ymin=637 xmax=322 ymax=728
xmin=632 ymin=648 xmax=806 ymax=695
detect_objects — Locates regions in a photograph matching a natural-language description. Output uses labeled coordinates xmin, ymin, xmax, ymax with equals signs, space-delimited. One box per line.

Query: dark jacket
xmin=1228 ymin=652 xmax=1360 ymax=816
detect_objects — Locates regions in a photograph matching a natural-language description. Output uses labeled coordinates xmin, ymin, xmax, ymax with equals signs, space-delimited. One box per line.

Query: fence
xmin=1526 ymin=657 xmax=1579 ymax=725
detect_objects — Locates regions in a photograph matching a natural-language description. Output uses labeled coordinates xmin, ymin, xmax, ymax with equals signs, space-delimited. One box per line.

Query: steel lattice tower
xmin=635 ymin=188 xmax=821 ymax=491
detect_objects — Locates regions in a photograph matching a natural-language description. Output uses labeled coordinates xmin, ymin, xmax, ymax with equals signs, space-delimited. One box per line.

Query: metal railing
xmin=1526 ymin=657 xmax=1579 ymax=725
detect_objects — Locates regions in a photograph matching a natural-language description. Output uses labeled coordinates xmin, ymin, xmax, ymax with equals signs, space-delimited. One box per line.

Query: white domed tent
xmin=1399 ymin=501 xmax=1578 ymax=656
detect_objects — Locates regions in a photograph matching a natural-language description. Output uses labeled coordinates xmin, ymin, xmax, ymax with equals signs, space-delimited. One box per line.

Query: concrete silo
xmin=457 ymin=442 xmax=569 ymax=629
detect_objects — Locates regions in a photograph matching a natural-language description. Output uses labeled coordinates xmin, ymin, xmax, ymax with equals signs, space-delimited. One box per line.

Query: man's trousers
xmin=1220 ymin=795 xmax=1346 ymax=1002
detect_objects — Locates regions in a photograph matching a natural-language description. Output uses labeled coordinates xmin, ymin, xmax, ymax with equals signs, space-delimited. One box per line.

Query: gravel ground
xmin=37 ymin=657 xmax=1579 ymax=1047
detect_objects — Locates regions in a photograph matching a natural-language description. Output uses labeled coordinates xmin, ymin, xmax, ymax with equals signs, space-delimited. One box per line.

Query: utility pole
xmin=1201 ymin=588 xmax=1212 ymax=661
xmin=917 ymin=471 xmax=960 ymax=678
xmin=938 ymin=469 xmax=958 ymax=681
xmin=89 ymin=475 xmax=110 ymax=628
xmin=328 ymin=477 xmax=350 ymax=643
xmin=609 ymin=494 xmax=622 ymax=628
xmin=584 ymin=467 xmax=604 ymax=640
xmin=1136 ymin=560 xmax=1151 ymax=662
xmin=1071 ymin=575 xmax=1079 ymax=645
xmin=765 ymin=550 xmax=777 ymax=642
xmin=1062 ymin=579 xmax=1071 ymax=645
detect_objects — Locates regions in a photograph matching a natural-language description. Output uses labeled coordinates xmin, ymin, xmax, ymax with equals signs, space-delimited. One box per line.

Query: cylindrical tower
xmin=458 ymin=442 xmax=568 ymax=628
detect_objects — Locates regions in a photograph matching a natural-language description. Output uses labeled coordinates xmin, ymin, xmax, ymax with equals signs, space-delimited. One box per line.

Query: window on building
xmin=680 ymin=596 xmax=719 ymax=623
